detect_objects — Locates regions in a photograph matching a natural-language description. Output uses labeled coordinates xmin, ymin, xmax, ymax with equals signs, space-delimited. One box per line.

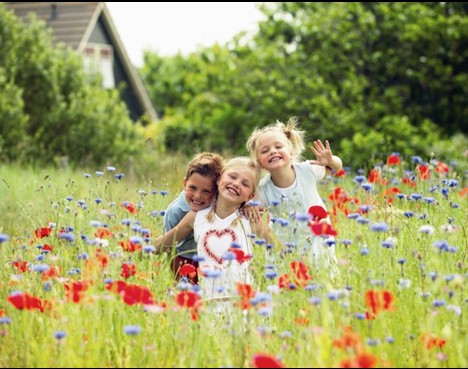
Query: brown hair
xmin=246 ymin=117 xmax=306 ymax=164
xmin=185 ymin=152 xmax=224 ymax=182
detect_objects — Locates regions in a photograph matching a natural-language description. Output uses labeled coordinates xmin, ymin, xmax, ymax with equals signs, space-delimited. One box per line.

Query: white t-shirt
xmin=194 ymin=207 xmax=253 ymax=300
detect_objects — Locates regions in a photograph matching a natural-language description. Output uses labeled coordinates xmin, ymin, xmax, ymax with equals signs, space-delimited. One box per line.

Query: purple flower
xmin=123 ymin=325 xmax=141 ymax=335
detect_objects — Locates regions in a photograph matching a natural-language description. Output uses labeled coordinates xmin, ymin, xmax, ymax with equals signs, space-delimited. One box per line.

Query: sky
xmin=106 ymin=2 xmax=265 ymax=67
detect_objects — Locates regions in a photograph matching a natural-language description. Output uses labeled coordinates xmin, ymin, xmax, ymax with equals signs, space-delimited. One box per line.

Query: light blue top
xmin=258 ymin=161 xmax=327 ymax=217
xmin=163 ymin=191 xmax=197 ymax=259
xmin=258 ymin=162 xmax=338 ymax=275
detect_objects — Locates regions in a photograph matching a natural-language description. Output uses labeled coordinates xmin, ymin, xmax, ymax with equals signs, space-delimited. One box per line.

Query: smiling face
xmin=217 ymin=166 xmax=255 ymax=206
xmin=256 ymin=132 xmax=292 ymax=171
xmin=183 ymin=173 xmax=217 ymax=212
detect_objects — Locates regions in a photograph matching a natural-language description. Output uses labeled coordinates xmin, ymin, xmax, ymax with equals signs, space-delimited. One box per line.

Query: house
xmin=5 ymin=2 xmax=158 ymax=122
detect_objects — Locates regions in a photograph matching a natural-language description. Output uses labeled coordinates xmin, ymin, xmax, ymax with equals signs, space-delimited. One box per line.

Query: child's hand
xmin=309 ymin=139 xmax=333 ymax=167
xmin=242 ymin=203 xmax=264 ymax=223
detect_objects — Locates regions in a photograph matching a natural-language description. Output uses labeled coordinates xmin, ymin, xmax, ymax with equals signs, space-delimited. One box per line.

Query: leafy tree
xmin=142 ymin=2 xmax=468 ymax=168
xmin=0 ymin=3 xmax=143 ymax=166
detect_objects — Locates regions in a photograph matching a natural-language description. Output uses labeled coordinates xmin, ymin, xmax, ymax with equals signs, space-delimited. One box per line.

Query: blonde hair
xmin=206 ymin=156 xmax=261 ymax=224
xmin=246 ymin=117 xmax=306 ymax=164
xmin=185 ymin=152 xmax=224 ymax=182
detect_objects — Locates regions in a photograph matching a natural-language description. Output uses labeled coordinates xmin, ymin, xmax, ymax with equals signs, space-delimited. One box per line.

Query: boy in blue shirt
xmin=163 ymin=152 xmax=224 ymax=283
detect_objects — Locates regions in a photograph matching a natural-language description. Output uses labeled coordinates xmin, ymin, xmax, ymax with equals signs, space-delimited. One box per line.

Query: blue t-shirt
xmin=163 ymin=191 xmax=197 ymax=259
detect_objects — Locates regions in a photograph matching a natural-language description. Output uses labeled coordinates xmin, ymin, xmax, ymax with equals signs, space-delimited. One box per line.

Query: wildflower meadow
xmin=0 ymin=154 xmax=466 ymax=368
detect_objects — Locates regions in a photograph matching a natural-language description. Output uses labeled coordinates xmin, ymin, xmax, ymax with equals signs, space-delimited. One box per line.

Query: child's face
xmin=256 ymin=132 xmax=291 ymax=171
xmin=183 ymin=173 xmax=217 ymax=212
xmin=217 ymin=167 xmax=255 ymax=205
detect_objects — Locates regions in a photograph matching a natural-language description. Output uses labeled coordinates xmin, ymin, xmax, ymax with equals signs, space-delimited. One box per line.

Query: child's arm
xmin=309 ymin=139 xmax=342 ymax=175
xmin=154 ymin=211 xmax=196 ymax=253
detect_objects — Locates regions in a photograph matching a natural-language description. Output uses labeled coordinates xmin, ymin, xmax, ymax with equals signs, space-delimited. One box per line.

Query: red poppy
xmin=435 ymin=161 xmax=449 ymax=174
xmin=42 ymin=265 xmax=60 ymax=281
xmin=228 ymin=247 xmax=251 ymax=264
xmin=308 ymin=205 xmax=328 ymax=221
xmin=118 ymin=240 xmax=142 ymax=253
xmin=8 ymin=292 xmax=50 ymax=312
xmin=368 ymin=169 xmax=381 ymax=184
xmin=387 ymin=154 xmax=400 ymax=166
xmin=334 ymin=169 xmax=347 ymax=177
xmin=365 ymin=289 xmax=395 ymax=317
xmin=310 ymin=222 xmax=337 ymax=237
xmin=179 ymin=264 xmax=197 ymax=278
xmin=252 ymin=353 xmax=285 ymax=368
xmin=12 ymin=261 xmax=28 ymax=273
xmin=236 ymin=283 xmax=256 ymax=310
xmin=41 ymin=244 xmax=54 ymax=253
xmin=106 ymin=280 xmax=155 ymax=306
xmin=421 ymin=333 xmax=447 ymax=350
xmin=120 ymin=201 xmax=138 ymax=214
xmin=94 ymin=227 xmax=113 ymax=239
xmin=121 ymin=262 xmax=136 ymax=279
xmin=291 ymin=261 xmax=313 ymax=285
xmin=332 ymin=327 xmax=363 ymax=352
xmin=175 ymin=291 xmax=201 ymax=309
xmin=278 ymin=274 xmax=291 ymax=289
xmin=64 ymin=281 xmax=89 ymax=303
xmin=417 ymin=164 xmax=430 ymax=180
xmin=34 ymin=227 xmax=52 ymax=239
xmin=338 ymin=352 xmax=379 ymax=368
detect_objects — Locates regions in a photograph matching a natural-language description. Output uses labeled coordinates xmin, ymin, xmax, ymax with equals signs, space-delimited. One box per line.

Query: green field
xmin=0 ymin=158 xmax=466 ymax=368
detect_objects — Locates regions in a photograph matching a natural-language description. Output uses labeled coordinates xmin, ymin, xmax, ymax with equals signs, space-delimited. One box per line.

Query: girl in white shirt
xmin=154 ymin=157 xmax=276 ymax=301
xmin=246 ymin=117 xmax=342 ymax=275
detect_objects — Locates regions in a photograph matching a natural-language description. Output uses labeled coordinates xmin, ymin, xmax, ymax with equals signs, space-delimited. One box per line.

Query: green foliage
xmin=0 ymin=4 xmax=144 ymax=167
xmin=142 ymin=2 xmax=468 ymax=169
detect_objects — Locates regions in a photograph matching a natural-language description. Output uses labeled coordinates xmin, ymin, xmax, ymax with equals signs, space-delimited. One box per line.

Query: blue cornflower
xmin=0 ymin=234 xmax=9 ymax=243
xmin=58 ymin=232 xmax=75 ymax=242
xmin=309 ymin=296 xmax=322 ymax=305
xmin=95 ymin=171 xmax=104 ymax=176
xmin=423 ymin=197 xmax=435 ymax=204
xmin=83 ymin=173 xmax=91 ymax=178
xmin=258 ymin=306 xmax=273 ymax=317
xmin=361 ymin=183 xmax=373 ymax=192
xmin=78 ymin=253 xmax=89 ymax=260
xmin=347 ymin=213 xmax=360 ymax=219
xmin=143 ymin=245 xmax=156 ymax=253
xmin=354 ymin=313 xmax=367 ymax=320
xmin=123 ymin=325 xmax=142 ymax=335
xmin=222 ymin=251 xmax=236 ymax=261
xmin=360 ymin=247 xmax=369 ymax=256
xmin=412 ymin=156 xmax=423 ymax=164
xmin=106 ymin=166 xmax=116 ymax=172
xmin=370 ymin=222 xmax=389 ymax=232
xmin=357 ymin=216 xmax=370 ymax=224
xmin=448 ymin=179 xmax=458 ymax=188
xmin=433 ymin=299 xmax=446 ymax=308
xmin=160 ymin=191 xmax=168 ymax=196
xmin=353 ymin=175 xmax=366 ymax=184
xmin=404 ymin=211 xmax=414 ymax=218
xmin=0 ymin=317 xmax=12 ymax=325
xmin=32 ymin=264 xmax=50 ymax=273
xmin=54 ymin=331 xmax=67 ymax=340
xmin=441 ymin=187 xmax=450 ymax=197
xmin=265 ymin=270 xmax=278 ymax=279
xmin=115 ymin=173 xmax=124 ymax=180
xmin=409 ymin=193 xmax=422 ymax=201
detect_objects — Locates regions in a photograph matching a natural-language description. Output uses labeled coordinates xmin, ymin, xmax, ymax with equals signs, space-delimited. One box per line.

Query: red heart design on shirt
xmin=202 ymin=228 xmax=237 ymax=265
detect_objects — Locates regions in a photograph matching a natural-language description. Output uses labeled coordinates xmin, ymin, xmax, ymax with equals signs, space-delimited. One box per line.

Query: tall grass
xmin=0 ymin=157 xmax=466 ymax=368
